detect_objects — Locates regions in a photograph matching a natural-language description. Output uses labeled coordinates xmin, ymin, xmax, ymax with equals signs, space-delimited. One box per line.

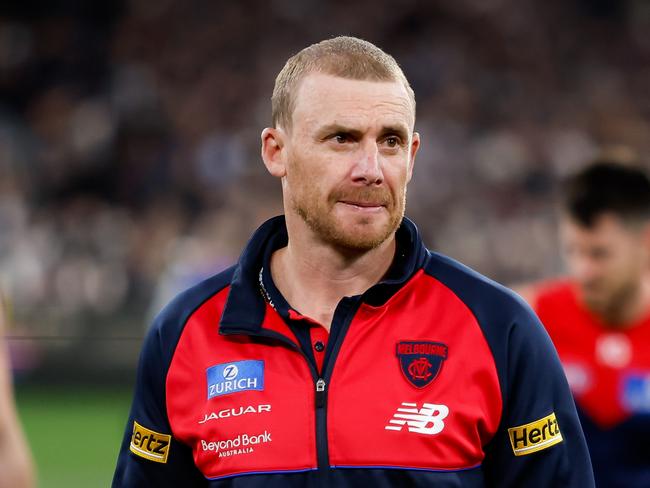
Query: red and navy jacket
xmin=532 ymin=279 xmax=650 ymax=488
xmin=113 ymin=216 xmax=594 ymax=487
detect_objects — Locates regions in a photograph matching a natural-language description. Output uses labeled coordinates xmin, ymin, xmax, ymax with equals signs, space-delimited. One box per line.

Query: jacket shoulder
xmin=423 ymin=251 xmax=533 ymax=326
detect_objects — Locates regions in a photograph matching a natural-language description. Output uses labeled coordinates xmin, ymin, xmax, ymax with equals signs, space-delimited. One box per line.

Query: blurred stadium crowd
xmin=0 ymin=0 xmax=648 ymax=378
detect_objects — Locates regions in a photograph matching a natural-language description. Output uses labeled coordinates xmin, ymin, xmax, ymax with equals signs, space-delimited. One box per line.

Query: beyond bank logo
xmin=207 ymin=360 xmax=264 ymax=399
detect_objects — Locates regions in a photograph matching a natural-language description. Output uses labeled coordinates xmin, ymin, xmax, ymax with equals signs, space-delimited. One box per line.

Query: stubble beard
xmin=292 ymin=186 xmax=406 ymax=252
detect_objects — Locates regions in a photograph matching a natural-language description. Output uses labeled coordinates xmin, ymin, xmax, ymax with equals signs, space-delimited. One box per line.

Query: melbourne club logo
xmin=385 ymin=402 xmax=449 ymax=435
xmin=396 ymin=341 xmax=448 ymax=388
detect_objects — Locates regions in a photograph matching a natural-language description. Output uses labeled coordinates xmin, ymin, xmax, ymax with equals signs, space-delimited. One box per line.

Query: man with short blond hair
xmin=114 ymin=36 xmax=594 ymax=487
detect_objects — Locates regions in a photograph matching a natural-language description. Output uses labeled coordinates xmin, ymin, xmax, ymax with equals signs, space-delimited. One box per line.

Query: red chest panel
xmin=166 ymin=293 xmax=316 ymax=479
xmin=328 ymin=272 xmax=501 ymax=470
xmin=166 ymin=272 xmax=502 ymax=480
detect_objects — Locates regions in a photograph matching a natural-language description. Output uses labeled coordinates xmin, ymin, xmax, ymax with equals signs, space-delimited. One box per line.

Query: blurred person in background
xmin=517 ymin=159 xmax=650 ymax=487
xmin=113 ymin=36 xmax=593 ymax=487
xmin=0 ymin=293 xmax=35 ymax=488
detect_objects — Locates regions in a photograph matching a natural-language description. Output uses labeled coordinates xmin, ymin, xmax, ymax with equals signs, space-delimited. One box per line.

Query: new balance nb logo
xmin=385 ymin=402 xmax=449 ymax=435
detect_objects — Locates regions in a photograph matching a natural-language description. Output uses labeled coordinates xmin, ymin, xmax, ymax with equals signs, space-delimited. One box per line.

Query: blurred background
xmin=0 ymin=0 xmax=648 ymax=485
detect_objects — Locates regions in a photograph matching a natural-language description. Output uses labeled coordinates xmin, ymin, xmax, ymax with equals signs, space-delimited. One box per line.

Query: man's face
xmin=280 ymin=73 xmax=419 ymax=251
xmin=560 ymin=213 xmax=649 ymax=318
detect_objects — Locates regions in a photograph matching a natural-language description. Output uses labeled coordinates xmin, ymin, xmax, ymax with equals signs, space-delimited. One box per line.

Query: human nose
xmin=350 ymin=140 xmax=383 ymax=185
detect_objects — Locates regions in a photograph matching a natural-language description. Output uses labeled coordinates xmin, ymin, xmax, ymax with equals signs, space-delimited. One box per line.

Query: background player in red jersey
xmin=0 ymin=294 xmax=35 ymax=488
xmin=517 ymin=159 xmax=650 ymax=487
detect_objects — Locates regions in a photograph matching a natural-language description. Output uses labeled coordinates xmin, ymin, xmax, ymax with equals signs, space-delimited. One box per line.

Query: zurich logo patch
xmin=207 ymin=360 xmax=264 ymax=399
xmin=396 ymin=341 xmax=448 ymax=388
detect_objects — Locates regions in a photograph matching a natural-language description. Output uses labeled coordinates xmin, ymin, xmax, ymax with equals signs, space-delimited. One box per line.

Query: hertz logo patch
xmin=508 ymin=412 xmax=563 ymax=456
xmin=130 ymin=421 xmax=171 ymax=463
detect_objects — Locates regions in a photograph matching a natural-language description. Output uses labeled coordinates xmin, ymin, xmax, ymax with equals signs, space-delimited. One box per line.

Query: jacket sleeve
xmin=112 ymin=311 xmax=205 ymax=487
xmin=481 ymin=301 xmax=595 ymax=487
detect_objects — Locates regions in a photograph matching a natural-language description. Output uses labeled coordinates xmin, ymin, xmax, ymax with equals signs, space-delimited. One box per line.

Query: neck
xmin=270 ymin=221 xmax=396 ymax=331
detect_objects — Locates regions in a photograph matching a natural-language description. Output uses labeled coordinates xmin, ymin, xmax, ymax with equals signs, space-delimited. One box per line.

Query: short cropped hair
xmin=271 ymin=36 xmax=415 ymax=131
xmin=562 ymin=160 xmax=650 ymax=227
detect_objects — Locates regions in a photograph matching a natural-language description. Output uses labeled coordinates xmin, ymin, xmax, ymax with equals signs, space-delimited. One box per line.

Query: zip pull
xmin=315 ymin=378 xmax=326 ymax=408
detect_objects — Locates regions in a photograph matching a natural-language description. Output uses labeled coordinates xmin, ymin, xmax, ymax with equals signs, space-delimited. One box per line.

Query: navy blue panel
xmin=199 ymin=466 xmax=485 ymax=487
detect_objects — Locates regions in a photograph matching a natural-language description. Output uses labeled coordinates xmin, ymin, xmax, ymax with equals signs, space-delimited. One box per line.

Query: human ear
xmin=261 ymin=127 xmax=287 ymax=178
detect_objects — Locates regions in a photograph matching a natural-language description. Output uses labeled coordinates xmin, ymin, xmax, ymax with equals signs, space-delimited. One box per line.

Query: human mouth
xmin=338 ymin=200 xmax=385 ymax=212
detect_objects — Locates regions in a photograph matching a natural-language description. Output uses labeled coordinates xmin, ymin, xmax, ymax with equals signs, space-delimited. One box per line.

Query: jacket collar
xmin=219 ymin=215 xmax=428 ymax=334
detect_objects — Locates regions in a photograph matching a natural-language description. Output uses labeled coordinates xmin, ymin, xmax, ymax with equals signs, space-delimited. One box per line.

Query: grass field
xmin=16 ymin=385 xmax=132 ymax=488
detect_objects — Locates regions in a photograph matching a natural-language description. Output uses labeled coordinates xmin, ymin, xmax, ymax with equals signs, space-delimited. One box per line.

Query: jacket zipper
xmin=223 ymin=300 xmax=361 ymax=472
xmin=315 ymin=378 xmax=328 ymax=470
xmin=313 ymin=298 xmax=361 ymax=471
xmin=315 ymin=378 xmax=326 ymax=406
